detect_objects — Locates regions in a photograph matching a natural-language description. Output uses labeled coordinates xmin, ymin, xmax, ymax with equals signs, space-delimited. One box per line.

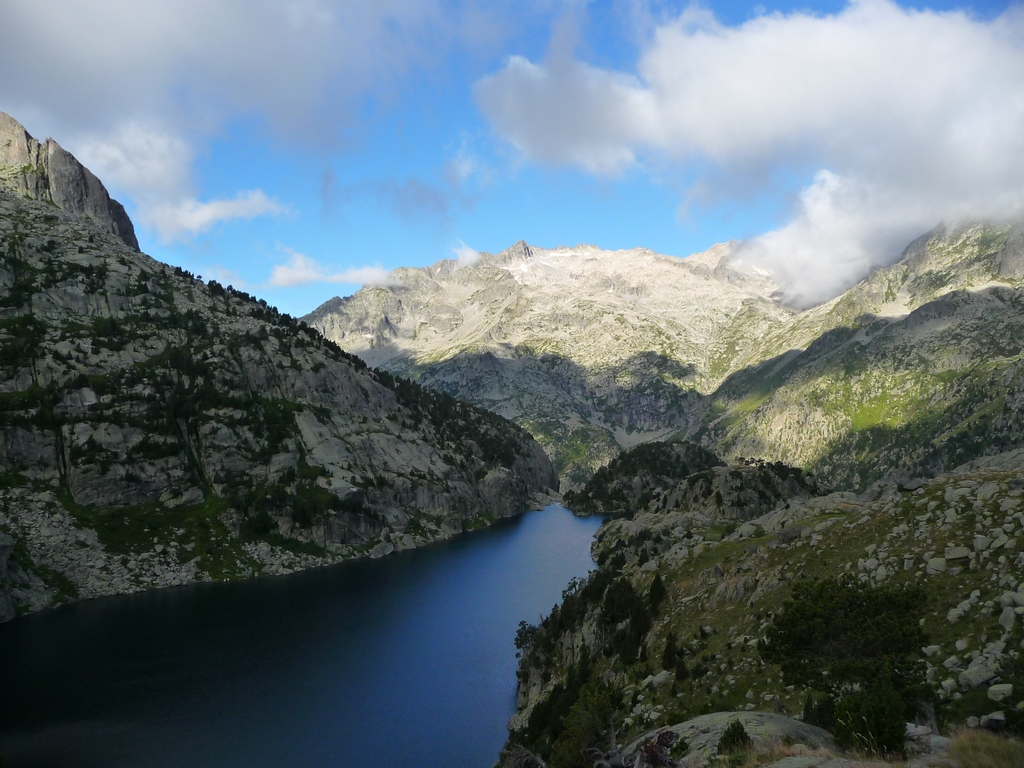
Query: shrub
xmin=833 ymin=672 xmax=906 ymax=756
xmin=547 ymin=683 xmax=617 ymax=768
xmin=662 ymin=632 xmax=677 ymax=669
xmin=802 ymin=693 xmax=836 ymax=730
xmin=675 ymin=658 xmax=689 ymax=681
xmin=717 ymin=720 xmax=752 ymax=755
xmin=759 ymin=576 xmax=927 ymax=707
xmin=649 ymin=574 xmax=667 ymax=613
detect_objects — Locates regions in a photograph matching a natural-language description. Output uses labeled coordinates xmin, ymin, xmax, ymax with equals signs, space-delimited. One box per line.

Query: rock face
xmin=0 ymin=532 xmax=14 ymax=622
xmin=0 ymin=167 xmax=555 ymax=621
xmin=308 ymin=221 xmax=1024 ymax=492
xmin=0 ymin=111 xmax=138 ymax=250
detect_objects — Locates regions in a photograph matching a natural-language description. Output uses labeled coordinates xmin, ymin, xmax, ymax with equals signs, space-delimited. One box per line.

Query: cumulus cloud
xmin=452 ymin=240 xmax=481 ymax=267
xmin=268 ymin=248 xmax=402 ymax=288
xmin=477 ymin=0 xmax=1024 ymax=305
xmin=71 ymin=121 xmax=289 ymax=242
xmin=76 ymin=122 xmax=194 ymax=200
xmin=0 ymin=0 xmax=523 ymax=240
xmin=145 ymin=191 xmax=288 ymax=242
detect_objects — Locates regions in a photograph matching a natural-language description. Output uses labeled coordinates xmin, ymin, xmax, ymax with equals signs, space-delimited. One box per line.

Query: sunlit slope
xmin=307 ymin=242 xmax=789 ymax=487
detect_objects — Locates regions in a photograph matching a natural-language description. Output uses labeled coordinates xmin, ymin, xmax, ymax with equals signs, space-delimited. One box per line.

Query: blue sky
xmin=2 ymin=0 xmax=1022 ymax=314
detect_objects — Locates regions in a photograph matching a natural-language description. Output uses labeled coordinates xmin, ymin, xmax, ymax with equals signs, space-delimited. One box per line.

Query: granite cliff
xmin=0 ymin=124 xmax=555 ymax=622
xmin=0 ymin=112 xmax=137 ymax=250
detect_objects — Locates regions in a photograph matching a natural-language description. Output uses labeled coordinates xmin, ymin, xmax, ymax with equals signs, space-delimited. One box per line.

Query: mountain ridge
xmin=0 ymin=121 xmax=556 ymax=623
xmin=310 ymin=219 xmax=1024 ymax=491
xmin=305 ymin=239 xmax=792 ymax=487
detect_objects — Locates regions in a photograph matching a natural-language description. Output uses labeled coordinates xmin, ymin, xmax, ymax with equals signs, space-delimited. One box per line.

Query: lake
xmin=0 ymin=504 xmax=601 ymax=768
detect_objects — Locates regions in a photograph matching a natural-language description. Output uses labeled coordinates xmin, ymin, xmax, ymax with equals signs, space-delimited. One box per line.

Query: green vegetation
xmin=546 ymin=681 xmax=618 ymax=768
xmin=949 ymin=730 xmax=1024 ymax=768
xmin=833 ymin=672 xmax=907 ymax=756
xmin=564 ymin=440 xmax=723 ymax=514
xmin=760 ymin=577 xmax=929 ymax=755
xmin=717 ymin=720 xmax=751 ymax=756
xmin=759 ymin=577 xmax=927 ymax=703
xmin=373 ymin=367 xmax=532 ymax=469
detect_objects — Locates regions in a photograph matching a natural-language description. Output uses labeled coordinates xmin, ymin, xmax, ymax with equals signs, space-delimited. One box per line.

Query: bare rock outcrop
xmin=0 ymin=111 xmax=138 ymax=250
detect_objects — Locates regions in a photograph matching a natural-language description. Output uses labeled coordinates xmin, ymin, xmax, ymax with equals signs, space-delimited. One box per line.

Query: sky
xmin=1 ymin=0 xmax=1022 ymax=314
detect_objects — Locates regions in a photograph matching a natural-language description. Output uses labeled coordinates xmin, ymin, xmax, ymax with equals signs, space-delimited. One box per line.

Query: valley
xmin=2 ymin=107 xmax=1024 ymax=768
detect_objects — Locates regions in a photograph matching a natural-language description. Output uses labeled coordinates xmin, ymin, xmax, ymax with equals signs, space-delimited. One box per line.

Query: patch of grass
xmin=34 ymin=564 xmax=79 ymax=604
xmin=0 ymin=471 xmax=27 ymax=490
xmin=263 ymin=532 xmax=326 ymax=558
xmin=949 ymin=729 xmax=1024 ymax=768
xmin=59 ymin=491 xmax=259 ymax=580
xmin=465 ymin=512 xmax=497 ymax=531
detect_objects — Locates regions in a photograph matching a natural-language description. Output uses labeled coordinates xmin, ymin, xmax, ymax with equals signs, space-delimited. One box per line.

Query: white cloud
xmin=76 ymin=122 xmax=193 ymax=200
xmin=144 ymin=190 xmax=287 ymax=243
xmin=477 ymin=0 xmax=1024 ymax=304
xmin=0 ymin=0 xmax=535 ymax=241
xmin=452 ymin=240 xmax=481 ymax=267
xmin=268 ymin=248 xmax=402 ymax=288
xmin=73 ymin=122 xmax=288 ymax=243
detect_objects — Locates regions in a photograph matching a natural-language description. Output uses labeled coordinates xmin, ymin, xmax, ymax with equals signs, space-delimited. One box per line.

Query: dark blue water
xmin=0 ymin=504 xmax=601 ymax=768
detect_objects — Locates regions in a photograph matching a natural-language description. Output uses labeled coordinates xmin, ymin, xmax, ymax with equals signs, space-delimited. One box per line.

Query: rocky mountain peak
xmin=0 ymin=111 xmax=138 ymax=250
xmin=487 ymin=239 xmax=534 ymax=267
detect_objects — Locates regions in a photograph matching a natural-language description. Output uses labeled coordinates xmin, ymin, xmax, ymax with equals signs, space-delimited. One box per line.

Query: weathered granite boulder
xmin=625 ymin=712 xmax=834 ymax=766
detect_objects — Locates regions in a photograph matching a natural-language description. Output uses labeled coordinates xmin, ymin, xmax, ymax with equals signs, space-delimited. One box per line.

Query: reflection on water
xmin=0 ymin=504 xmax=601 ymax=768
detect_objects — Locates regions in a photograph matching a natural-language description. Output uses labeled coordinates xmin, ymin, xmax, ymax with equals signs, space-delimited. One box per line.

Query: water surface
xmin=0 ymin=504 xmax=600 ymax=768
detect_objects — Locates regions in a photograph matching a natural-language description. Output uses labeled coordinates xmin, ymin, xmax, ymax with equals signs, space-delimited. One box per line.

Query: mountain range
xmin=307 ymin=221 xmax=1024 ymax=492
xmin=3 ymin=106 xmax=1024 ymax=762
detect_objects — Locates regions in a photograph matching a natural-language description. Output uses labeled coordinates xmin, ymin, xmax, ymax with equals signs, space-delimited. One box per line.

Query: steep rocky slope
xmin=0 ymin=167 xmax=555 ymax=622
xmin=309 ymin=222 xmax=1024 ymax=493
xmin=306 ymin=242 xmax=789 ymax=488
xmin=699 ymin=222 xmax=1024 ymax=489
xmin=0 ymin=112 xmax=137 ymax=250
xmin=502 ymin=443 xmax=1024 ymax=765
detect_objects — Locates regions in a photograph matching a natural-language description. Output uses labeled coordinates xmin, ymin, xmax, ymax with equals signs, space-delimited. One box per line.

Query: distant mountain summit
xmin=305 ymin=241 xmax=789 ymax=487
xmin=0 ymin=111 xmax=138 ymax=249
xmin=308 ymin=221 xmax=1024 ymax=491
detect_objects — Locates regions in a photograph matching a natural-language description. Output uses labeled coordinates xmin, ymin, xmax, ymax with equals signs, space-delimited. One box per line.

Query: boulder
xmin=623 ymin=712 xmax=833 ymax=767
xmin=778 ymin=526 xmax=803 ymax=544
xmin=370 ymin=541 xmax=395 ymax=559
xmin=988 ymin=684 xmax=1013 ymax=702
xmin=1000 ymin=606 xmax=1017 ymax=631
xmin=981 ymin=711 xmax=1006 ymax=729
xmin=960 ymin=663 xmax=997 ymax=690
